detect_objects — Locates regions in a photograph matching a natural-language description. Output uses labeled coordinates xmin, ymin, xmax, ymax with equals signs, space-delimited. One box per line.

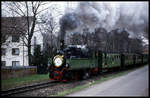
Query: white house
xmin=1 ymin=16 xmax=43 ymax=67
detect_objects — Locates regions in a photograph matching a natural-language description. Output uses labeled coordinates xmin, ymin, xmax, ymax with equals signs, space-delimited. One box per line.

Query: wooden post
xmin=98 ymin=50 xmax=102 ymax=74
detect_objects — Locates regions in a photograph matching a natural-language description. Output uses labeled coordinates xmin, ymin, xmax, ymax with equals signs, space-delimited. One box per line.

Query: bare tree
xmin=2 ymin=1 xmax=51 ymax=66
xmin=143 ymin=25 xmax=149 ymax=40
xmin=1 ymin=16 xmax=31 ymax=46
xmin=38 ymin=10 xmax=59 ymax=57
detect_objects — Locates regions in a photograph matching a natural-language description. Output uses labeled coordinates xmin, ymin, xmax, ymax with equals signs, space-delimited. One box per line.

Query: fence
xmin=1 ymin=66 xmax=37 ymax=80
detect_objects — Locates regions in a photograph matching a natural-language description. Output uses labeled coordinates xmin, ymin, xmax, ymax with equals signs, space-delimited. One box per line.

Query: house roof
xmin=1 ymin=16 xmax=33 ymax=35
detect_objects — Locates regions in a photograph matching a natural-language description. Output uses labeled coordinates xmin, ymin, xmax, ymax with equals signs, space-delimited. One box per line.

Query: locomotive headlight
xmin=54 ymin=58 xmax=62 ymax=67
xmin=53 ymin=55 xmax=63 ymax=67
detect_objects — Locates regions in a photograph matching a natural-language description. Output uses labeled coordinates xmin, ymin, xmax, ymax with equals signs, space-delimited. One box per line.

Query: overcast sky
xmin=1 ymin=1 xmax=79 ymax=27
xmin=1 ymin=2 xmax=78 ymax=17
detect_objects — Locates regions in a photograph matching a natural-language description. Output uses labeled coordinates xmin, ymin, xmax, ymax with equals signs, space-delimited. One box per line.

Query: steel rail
xmin=1 ymin=81 xmax=58 ymax=96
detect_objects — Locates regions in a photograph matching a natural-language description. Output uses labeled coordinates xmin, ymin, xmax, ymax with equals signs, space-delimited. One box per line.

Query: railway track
xmin=1 ymin=81 xmax=58 ymax=96
xmin=1 ymin=65 xmax=144 ymax=97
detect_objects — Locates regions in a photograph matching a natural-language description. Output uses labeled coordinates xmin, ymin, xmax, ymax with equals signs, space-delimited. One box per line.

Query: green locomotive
xmin=48 ymin=45 xmax=148 ymax=82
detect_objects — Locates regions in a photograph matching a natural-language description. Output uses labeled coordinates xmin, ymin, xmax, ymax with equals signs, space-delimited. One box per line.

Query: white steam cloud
xmin=59 ymin=2 xmax=148 ymax=39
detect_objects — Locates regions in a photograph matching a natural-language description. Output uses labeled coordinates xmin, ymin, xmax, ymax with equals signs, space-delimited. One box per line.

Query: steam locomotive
xmin=48 ymin=40 xmax=148 ymax=82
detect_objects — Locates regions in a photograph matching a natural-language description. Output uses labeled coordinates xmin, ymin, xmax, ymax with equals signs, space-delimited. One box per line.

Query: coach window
xmin=12 ymin=61 xmax=20 ymax=67
xmin=12 ymin=35 xmax=20 ymax=42
xmin=12 ymin=48 xmax=19 ymax=55
xmin=117 ymin=55 xmax=119 ymax=59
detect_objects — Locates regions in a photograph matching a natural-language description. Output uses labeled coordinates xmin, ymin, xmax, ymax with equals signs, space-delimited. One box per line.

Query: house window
xmin=12 ymin=48 xmax=19 ymax=55
xmin=12 ymin=35 xmax=20 ymax=42
xmin=2 ymin=61 xmax=6 ymax=66
xmin=12 ymin=61 xmax=20 ymax=67
xmin=1 ymin=48 xmax=6 ymax=55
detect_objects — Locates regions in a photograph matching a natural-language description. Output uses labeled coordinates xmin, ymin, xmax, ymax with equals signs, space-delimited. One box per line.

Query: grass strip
xmin=2 ymin=74 xmax=49 ymax=90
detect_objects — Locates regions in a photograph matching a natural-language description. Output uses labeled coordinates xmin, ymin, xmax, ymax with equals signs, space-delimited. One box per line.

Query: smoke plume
xmin=59 ymin=13 xmax=80 ymax=40
xmin=59 ymin=2 xmax=148 ymax=40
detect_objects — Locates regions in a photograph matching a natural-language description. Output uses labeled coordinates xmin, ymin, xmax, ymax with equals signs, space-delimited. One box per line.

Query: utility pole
xmin=23 ymin=37 xmax=24 ymax=66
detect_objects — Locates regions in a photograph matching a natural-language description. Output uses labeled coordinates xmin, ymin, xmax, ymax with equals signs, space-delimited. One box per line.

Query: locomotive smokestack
xmin=59 ymin=12 xmax=80 ymax=50
xmin=59 ymin=26 xmax=66 ymax=50
xmin=60 ymin=39 xmax=64 ymax=50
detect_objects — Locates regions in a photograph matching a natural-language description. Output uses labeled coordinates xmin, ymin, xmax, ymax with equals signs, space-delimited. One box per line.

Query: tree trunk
xmin=28 ymin=42 xmax=32 ymax=66
xmin=28 ymin=16 xmax=36 ymax=66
